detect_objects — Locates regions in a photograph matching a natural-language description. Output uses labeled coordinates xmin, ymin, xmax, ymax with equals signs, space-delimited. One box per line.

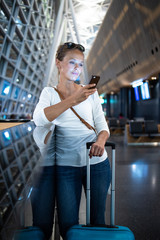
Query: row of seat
xmin=129 ymin=121 xmax=160 ymax=137
xmin=108 ymin=118 xmax=127 ymax=129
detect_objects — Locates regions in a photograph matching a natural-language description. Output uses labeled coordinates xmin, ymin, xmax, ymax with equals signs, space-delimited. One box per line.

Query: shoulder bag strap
xmin=53 ymin=87 xmax=96 ymax=134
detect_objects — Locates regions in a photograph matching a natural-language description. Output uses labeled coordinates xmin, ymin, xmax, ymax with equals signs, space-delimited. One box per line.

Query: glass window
xmin=30 ymin=25 xmax=36 ymax=35
xmin=10 ymin=101 xmax=17 ymax=112
xmin=2 ymin=99 xmax=11 ymax=112
xmin=36 ymin=64 xmax=40 ymax=72
xmin=20 ymin=155 xmax=28 ymax=167
xmin=32 ymin=96 xmax=37 ymax=104
xmin=12 ymin=127 xmax=21 ymax=141
xmin=0 ymin=152 xmax=6 ymax=168
xmin=13 ymin=86 xmax=20 ymax=99
xmin=25 ymin=104 xmax=29 ymax=113
xmin=2 ymin=114 xmax=7 ymax=119
xmin=38 ymin=80 xmax=42 ymax=88
xmin=15 ymin=73 xmax=24 ymax=85
xmin=1 ymin=80 xmax=11 ymax=96
xmin=5 ymin=63 xmax=15 ymax=78
xmin=20 ymin=124 xmax=28 ymax=136
xmin=17 ymin=141 xmax=25 ymax=153
xmin=20 ymin=90 xmax=27 ymax=101
xmin=21 ymin=5 xmax=30 ymax=20
xmin=3 ymin=38 xmax=11 ymax=56
xmin=32 ymin=74 xmax=38 ymax=83
xmin=34 ymin=12 xmax=39 ymax=22
xmin=30 ymin=84 xmax=35 ymax=92
xmin=25 ymin=79 xmax=30 ymax=88
xmin=23 ymin=44 xmax=30 ymax=55
xmin=15 ymin=14 xmax=26 ymax=34
xmin=0 ymin=97 xmax=3 ymax=112
xmin=26 ymin=28 xmax=33 ymax=41
xmin=20 ymin=59 xmax=27 ymax=70
xmin=0 ymin=9 xmax=8 ymax=21
xmin=17 ymin=8 xmax=27 ymax=25
xmin=13 ymin=30 xmax=23 ymax=49
xmin=3 ymin=0 xmax=13 ymax=11
xmin=18 ymin=0 xmax=26 ymax=5
xmin=0 ymin=9 xmax=9 ymax=32
xmin=9 ymin=45 xmax=19 ymax=60
xmin=6 ymin=148 xmax=16 ymax=163
xmin=30 ymin=56 xmax=36 ymax=66
xmin=1 ymin=129 xmax=12 ymax=147
xmin=30 ymin=15 xmax=36 ymax=26
xmin=0 ymin=31 xmax=4 ymax=52
xmin=18 ymin=103 xmax=25 ymax=112
xmin=27 ymin=67 xmax=33 ymax=77
xmin=27 ymin=93 xmax=32 ymax=101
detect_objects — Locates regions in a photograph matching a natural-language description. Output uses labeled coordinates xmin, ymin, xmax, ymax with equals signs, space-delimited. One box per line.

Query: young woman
xmin=33 ymin=42 xmax=111 ymax=239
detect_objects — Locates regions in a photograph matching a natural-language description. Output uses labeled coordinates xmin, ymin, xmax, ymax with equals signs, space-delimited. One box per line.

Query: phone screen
xmin=89 ymin=75 xmax=100 ymax=88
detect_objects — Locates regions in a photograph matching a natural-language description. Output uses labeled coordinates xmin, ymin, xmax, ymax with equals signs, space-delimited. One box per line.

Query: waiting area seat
xmin=129 ymin=121 xmax=160 ymax=137
xmin=119 ymin=118 xmax=127 ymax=129
xmin=108 ymin=118 xmax=127 ymax=129
xmin=144 ymin=121 xmax=160 ymax=137
xmin=108 ymin=118 xmax=119 ymax=129
xmin=125 ymin=121 xmax=160 ymax=146
xmin=107 ymin=118 xmax=127 ymax=136
xmin=129 ymin=121 xmax=148 ymax=137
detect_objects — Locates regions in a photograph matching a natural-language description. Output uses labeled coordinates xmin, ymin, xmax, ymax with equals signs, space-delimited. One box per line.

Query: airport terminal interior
xmin=0 ymin=0 xmax=160 ymax=239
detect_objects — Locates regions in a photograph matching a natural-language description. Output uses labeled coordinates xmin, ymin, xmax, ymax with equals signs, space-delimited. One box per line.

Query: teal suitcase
xmin=66 ymin=142 xmax=135 ymax=240
xmin=13 ymin=226 xmax=45 ymax=240
xmin=66 ymin=225 xmax=135 ymax=240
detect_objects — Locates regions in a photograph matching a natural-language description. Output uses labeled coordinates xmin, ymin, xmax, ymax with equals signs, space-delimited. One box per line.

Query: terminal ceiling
xmin=52 ymin=1 xmax=160 ymax=94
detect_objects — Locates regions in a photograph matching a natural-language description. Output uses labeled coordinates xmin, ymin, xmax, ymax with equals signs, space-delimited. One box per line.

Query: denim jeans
xmin=31 ymin=166 xmax=56 ymax=240
xmin=56 ymin=158 xmax=111 ymax=239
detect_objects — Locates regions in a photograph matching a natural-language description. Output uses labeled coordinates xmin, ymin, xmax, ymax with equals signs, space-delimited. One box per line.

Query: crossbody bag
xmin=53 ymin=87 xmax=96 ymax=134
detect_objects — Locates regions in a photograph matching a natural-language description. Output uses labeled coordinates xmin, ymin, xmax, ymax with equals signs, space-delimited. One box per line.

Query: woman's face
xmin=57 ymin=49 xmax=84 ymax=81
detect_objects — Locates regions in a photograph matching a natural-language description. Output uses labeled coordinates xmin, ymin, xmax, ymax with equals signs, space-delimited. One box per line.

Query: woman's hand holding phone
xmin=69 ymin=75 xmax=100 ymax=106
xmin=71 ymin=84 xmax=96 ymax=106
xmin=88 ymin=75 xmax=100 ymax=89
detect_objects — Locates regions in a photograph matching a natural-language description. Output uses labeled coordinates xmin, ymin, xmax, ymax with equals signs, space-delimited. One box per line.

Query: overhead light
xmin=28 ymin=94 xmax=32 ymax=99
xmin=3 ymin=86 xmax=10 ymax=95
xmin=151 ymin=77 xmax=157 ymax=80
xmin=131 ymin=79 xmax=143 ymax=88
xmin=27 ymin=126 xmax=32 ymax=132
xmin=4 ymin=131 xmax=10 ymax=140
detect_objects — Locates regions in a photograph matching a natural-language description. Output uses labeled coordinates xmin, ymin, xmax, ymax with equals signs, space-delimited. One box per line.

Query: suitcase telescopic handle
xmin=86 ymin=141 xmax=116 ymax=226
xmin=86 ymin=141 xmax=115 ymax=149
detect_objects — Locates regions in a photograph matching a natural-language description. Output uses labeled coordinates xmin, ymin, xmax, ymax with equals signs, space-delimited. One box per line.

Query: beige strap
xmin=53 ymin=87 xmax=96 ymax=133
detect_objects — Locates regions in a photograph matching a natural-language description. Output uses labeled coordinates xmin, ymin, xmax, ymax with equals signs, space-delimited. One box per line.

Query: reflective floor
xmin=106 ymin=135 xmax=160 ymax=240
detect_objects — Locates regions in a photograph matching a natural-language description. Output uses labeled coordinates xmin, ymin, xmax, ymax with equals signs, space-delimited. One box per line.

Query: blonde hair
xmin=56 ymin=42 xmax=85 ymax=61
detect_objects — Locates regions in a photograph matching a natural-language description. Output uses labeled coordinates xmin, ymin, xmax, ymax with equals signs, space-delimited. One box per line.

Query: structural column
xmin=158 ymin=73 xmax=160 ymax=123
xmin=107 ymin=94 xmax=111 ymax=117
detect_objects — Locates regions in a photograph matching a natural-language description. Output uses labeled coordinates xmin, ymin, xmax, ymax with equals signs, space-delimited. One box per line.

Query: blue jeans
xmin=31 ymin=166 xmax=56 ymax=240
xmin=56 ymin=159 xmax=111 ymax=239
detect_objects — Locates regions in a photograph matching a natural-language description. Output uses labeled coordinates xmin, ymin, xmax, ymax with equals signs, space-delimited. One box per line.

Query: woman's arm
xmin=44 ymin=96 xmax=75 ymax=122
xmin=44 ymin=85 xmax=96 ymax=122
xmin=33 ymin=85 xmax=96 ymax=126
xmin=89 ymin=130 xmax=109 ymax=158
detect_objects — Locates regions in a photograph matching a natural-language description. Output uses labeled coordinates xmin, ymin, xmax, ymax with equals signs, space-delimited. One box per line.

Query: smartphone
xmin=89 ymin=75 xmax=100 ymax=89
